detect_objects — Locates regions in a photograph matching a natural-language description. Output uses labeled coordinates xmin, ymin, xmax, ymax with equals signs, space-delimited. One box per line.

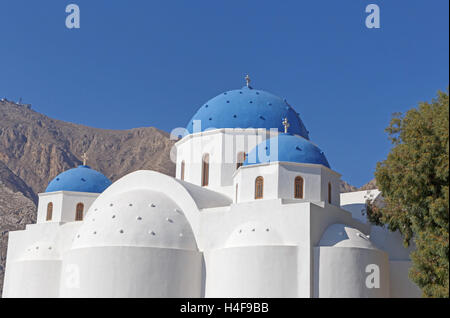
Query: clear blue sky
xmin=0 ymin=0 xmax=448 ymax=187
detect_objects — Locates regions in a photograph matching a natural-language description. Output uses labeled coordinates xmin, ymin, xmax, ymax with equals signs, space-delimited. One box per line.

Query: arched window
xmin=75 ymin=203 xmax=84 ymax=221
xmin=201 ymin=154 xmax=209 ymax=186
xmin=294 ymin=176 xmax=304 ymax=199
xmin=255 ymin=176 xmax=264 ymax=199
xmin=236 ymin=152 xmax=246 ymax=170
xmin=328 ymin=182 xmax=332 ymax=204
xmin=46 ymin=202 xmax=53 ymax=221
xmin=180 ymin=160 xmax=185 ymax=181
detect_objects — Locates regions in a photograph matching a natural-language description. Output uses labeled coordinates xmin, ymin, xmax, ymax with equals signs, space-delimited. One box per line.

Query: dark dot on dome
xmin=224 ymin=92 xmax=227 ymax=95
xmin=233 ymin=115 xmax=237 ymax=118
xmin=268 ymin=103 xmax=272 ymax=106
xmin=265 ymin=146 xmax=268 ymax=150
xmin=239 ymin=91 xmax=243 ymax=94
xmin=205 ymin=104 xmax=208 ymax=108
xmin=226 ymin=101 xmax=230 ymax=103
xmin=81 ymin=178 xmax=86 ymax=182
xmin=249 ymin=101 xmax=253 ymax=104
xmin=256 ymin=92 xmax=260 ymax=95
xmin=56 ymin=178 xmax=60 ymax=181
xmin=259 ymin=116 xmax=265 ymax=120
xmin=296 ymin=146 xmax=302 ymax=151
xmin=209 ymin=118 xmax=212 ymax=121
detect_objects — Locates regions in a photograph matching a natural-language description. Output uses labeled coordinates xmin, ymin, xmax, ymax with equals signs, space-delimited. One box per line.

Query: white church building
xmin=2 ymin=79 xmax=422 ymax=297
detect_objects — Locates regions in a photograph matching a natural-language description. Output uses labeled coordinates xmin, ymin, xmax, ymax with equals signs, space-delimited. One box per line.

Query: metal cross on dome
xmin=81 ymin=152 xmax=88 ymax=166
xmin=245 ymin=74 xmax=251 ymax=87
xmin=282 ymin=117 xmax=290 ymax=133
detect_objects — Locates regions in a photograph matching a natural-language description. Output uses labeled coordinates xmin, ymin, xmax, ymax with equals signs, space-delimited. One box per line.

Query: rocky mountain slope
xmin=0 ymin=160 xmax=38 ymax=296
xmin=0 ymin=99 xmax=177 ymax=296
xmin=0 ymin=99 xmax=375 ymax=296
xmin=339 ymin=180 xmax=357 ymax=192
xmin=358 ymin=178 xmax=377 ymax=191
xmin=0 ymin=100 xmax=176 ymax=194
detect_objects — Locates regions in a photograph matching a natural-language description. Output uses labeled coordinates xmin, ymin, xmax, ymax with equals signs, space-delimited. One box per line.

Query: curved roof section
xmin=225 ymin=222 xmax=284 ymax=248
xmin=186 ymin=86 xmax=309 ymax=139
xmin=244 ymin=133 xmax=330 ymax=168
xmin=72 ymin=189 xmax=197 ymax=250
xmin=45 ymin=165 xmax=111 ymax=193
xmin=19 ymin=241 xmax=60 ymax=260
xmin=319 ymin=224 xmax=376 ymax=249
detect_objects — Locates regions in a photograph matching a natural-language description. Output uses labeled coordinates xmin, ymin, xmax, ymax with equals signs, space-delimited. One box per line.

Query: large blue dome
xmin=186 ymin=86 xmax=309 ymax=139
xmin=45 ymin=165 xmax=112 ymax=193
xmin=244 ymin=133 xmax=330 ymax=168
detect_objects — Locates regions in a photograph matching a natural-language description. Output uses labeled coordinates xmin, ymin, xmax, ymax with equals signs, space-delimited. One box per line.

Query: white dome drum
xmin=72 ymin=189 xmax=197 ymax=250
xmin=60 ymin=173 xmax=203 ymax=298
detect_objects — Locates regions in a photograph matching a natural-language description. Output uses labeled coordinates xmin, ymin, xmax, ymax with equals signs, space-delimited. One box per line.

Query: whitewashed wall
xmin=313 ymin=246 xmax=390 ymax=298
xmin=205 ymin=246 xmax=303 ymax=297
xmin=175 ymin=129 xmax=274 ymax=194
xmin=60 ymin=246 xmax=202 ymax=297
xmin=37 ymin=191 xmax=99 ymax=223
xmin=3 ymin=260 xmax=62 ymax=297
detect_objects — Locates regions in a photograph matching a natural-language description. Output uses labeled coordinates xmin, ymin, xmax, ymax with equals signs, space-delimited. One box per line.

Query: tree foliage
xmin=366 ymin=90 xmax=449 ymax=298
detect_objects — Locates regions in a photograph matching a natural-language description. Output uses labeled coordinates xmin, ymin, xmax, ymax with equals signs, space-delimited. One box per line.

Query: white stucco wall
xmin=3 ymin=260 xmax=62 ymax=298
xmin=389 ymin=261 xmax=422 ymax=298
xmin=233 ymin=162 xmax=340 ymax=205
xmin=314 ymin=246 xmax=390 ymax=298
xmin=204 ymin=245 xmax=302 ymax=297
xmin=2 ymin=222 xmax=81 ymax=297
xmin=233 ymin=163 xmax=279 ymax=202
xmin=37 ymin=191 xmax=99 ymax=224
xmin=175 ymin=129 xmax=275 ymax=194
xmin=60 ymin=246 xmax=203 ymax=298
xmin=37 ymin=192 xmax=63 ymax=223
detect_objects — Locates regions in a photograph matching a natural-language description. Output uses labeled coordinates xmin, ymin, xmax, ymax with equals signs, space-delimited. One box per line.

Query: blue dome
xmin=45 ymin=165 xmax=112 ymax=193
xmin=244 ymin=133 xmax=330 ymax=168
xmin=186 ymin=86 xmax=309 ymax=139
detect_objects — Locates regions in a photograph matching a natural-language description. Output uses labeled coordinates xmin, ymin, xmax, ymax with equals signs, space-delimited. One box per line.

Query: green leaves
xmin=367 ymin=89 xmax=449 ymax=298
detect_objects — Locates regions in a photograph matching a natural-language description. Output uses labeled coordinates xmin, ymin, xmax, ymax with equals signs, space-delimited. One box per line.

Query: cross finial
xmin=245 ymin=74 xmax=251 ymax=87
xmin=81 ymin=153 xmax=88 ymax=166
xmin=282 ymin=117 xmax=290 ymax=133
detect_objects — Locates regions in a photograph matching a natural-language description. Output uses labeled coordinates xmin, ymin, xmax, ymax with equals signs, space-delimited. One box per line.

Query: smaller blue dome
xmin=45 ymin=165 xmax=112 ymax=193
xmin=244 ymin=133 xmax=330 ymax=168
